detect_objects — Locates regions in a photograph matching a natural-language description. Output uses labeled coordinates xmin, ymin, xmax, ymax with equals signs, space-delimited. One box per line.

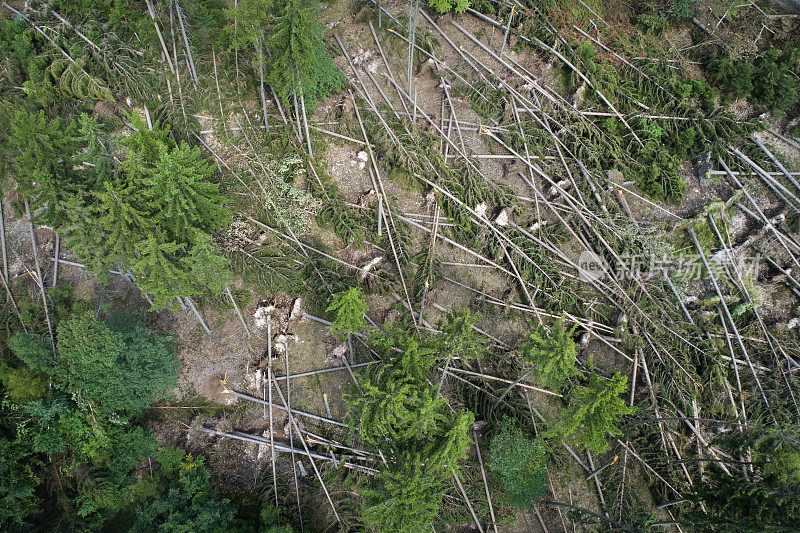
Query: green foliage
xmin=23 ymin=57 xmax=113 ymax=105
xmin=706 ymin=46 xmax=800 ymax=115
xmin=54 ymin=311 xmax=178 ymax=418
xmin=519 ymin=318 xmax=578 ymax=392
xmin=635 ymin=0 xmax=694 ymax=34
xmin=264 ymin=155 xmax=320 ymax=237
xmin=707 ymin=52 xmax=754 ymax=100
xmin=267 ymin=0 xmax=344 ymax=110
xmin=132 ymin=453 xmax=236 ymax=532
xmin=226 ymin=0 xmax=273 ymax=48
xmin=635 ymin=144 xmax=686 ymax=203
xmin=326 ymin=287 xmax=368 ymax=338
xmin=434 ymin=308 xmax=488 ymax=362
xmin=488 ymin=419 xmax=547 ymax=508
xmin=0 ymin=438 xmax=41 ymax=528
xmin=67 ymin=114 xmax=232 ymax=309
xmin=360 ymin=460 xmax=445 ymax=532
xmin=751 ymin=48 xmax=800 ymax=115
xmin=428 ymin=0 xmax=470 ymax=14
xmin=547 ymin=361 xmax=633 ymax=453
xmin=349 ymin=327 xmax=474 ymax=531
xmin=0 ymin=366 xmax=48 ymax=401
xmin=686 ymin=472 xmax=800 ymax=532
xmin=4 ymin=109 xmax=82 ymax=225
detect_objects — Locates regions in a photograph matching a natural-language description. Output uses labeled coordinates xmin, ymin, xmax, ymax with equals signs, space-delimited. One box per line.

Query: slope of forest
xmin=1 ymin=0 xmax=799 ymax=531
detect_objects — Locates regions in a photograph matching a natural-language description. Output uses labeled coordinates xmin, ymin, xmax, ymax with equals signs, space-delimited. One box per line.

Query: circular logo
xmin=578 ymin=251 xmax=608 ymax=282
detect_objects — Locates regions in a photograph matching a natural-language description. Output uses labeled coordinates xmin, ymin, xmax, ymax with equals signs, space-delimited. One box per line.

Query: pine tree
xmin=5 ymin=109 xmax=81 ymax=226
xmin=546 ymin=361 xmax=633 ymax=453
xmin=326 ymin=287 xmax=368 ymax=339
xmin=520 ymin=318 xmax=579 ymax=392
xmin=348 ymin=328 xmax=474 ymax=532
xmin=64 ymin=114 xmax=232 ymax=309
xmin=488 ymin=419 xmax=548 ymax=508
xmin=226 ymin=0 xmax=273 ymax=48
xmin=267 ymin=0 xmax=343 ymax=109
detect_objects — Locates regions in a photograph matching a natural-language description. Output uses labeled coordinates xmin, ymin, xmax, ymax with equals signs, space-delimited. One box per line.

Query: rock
xmin=330 ymin=343 xmax=347 ymax=359
xmin=359 ymin=189 xmax=377 ymax=207
xmin=529 ymin=221 xmax=546 ymax=232
xmin=494 ymin=206 xmax=513 ymax=227
xmin=366 ymin=59 xmax=381 ymax=74
xmin=475 ymin=202 xmax=488 ymax=218
xmin=547 ymin=180 xmax=570 ymax=197
xmin=253 ymin=305 xmax=275 ymax=330
xmin=272 ymin=334 xmax=289 ymax=356
xmin=572 ymin=82 xmax=587 ymax=109
xmin=359 ymin=255 xmax=383 ymax=282
xmin=288 ymin=298 xmax=303 ymax=322
xmin=357 ymin=150 xmax=368 ymax=170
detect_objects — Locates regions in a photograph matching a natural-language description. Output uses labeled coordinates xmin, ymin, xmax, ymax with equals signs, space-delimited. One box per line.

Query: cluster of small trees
xmin=0 ymin=286 xmax=292 ymax=530
xmin=1 ymin=108 xmax=231 ymax=309
xmin=328 ymin=288 xmax=633 ymax=523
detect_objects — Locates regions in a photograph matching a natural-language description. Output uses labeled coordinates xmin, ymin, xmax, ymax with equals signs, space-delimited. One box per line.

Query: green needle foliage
xmin=520 ymin=318 xmax=578 ymax=392
xmin=547 ymin=360 xmax=633 ymax=453
xmin=54 ymin=312 xmax=178 ymax=418
xmin=348 ymin=327 xmax=474 ymax=531
xmin=326 ymin=287 xmax=368 ymax=339
xmin=76 ymin=114 xmax=230 ymax=309
xmin=267 ymin=0 xmax=343 ymax=110
xmin=488 ymin=419 xmax=548 ymax=509
xmin=428 ymin=0 xmax=470 ymax=14
xmin=132 ymin=451 xmax=236 ymax=532
xmin=435 ymin=308 xmax=488 ymax=361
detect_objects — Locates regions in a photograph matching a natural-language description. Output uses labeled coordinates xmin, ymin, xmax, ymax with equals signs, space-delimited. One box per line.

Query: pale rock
xmin=288 ymin=298 xmax=303 ymax=322
xmin=330 ymin=343 xmax=347 ymax=359
xmin=272 ymin=334 xmax=289 ymax=356
xmin=357 ymin=150 xmax=368 ymax=170
xmin=494 ymin=206 xmax=513 ymax=227
xmin=547 ymin=180 xmax=570 ymax=197
xmin=475 ymin=202 xmax=488 ymax=217
xmin=253 ymin=305 xmax=275 ymax=330
xmin=529 ymin=220 xmax=547 ymax=232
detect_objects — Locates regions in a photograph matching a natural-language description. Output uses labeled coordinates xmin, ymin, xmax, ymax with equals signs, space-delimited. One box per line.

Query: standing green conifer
xmin=326 ymin=287 xmax=368 ymax=339
xmin=267 ymin=0 xmax=343 ymax=110
xmin=546 ymin=360 xmax=633 ymax=453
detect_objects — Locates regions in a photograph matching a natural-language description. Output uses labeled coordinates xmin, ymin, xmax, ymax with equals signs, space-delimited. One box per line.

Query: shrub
xmin=488 ymin=419 xmax=547 ymax=508
xmin=428 ymin=0 xmax=470 ymax=14
xmin=54 ymin=312 xmax=178 ymax=417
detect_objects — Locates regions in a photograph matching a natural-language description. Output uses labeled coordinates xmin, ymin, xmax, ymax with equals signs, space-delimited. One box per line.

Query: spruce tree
xmin=546 ymin=360 xmax=633 ymax=453
xmin=326 ymin=287 xmax=368 ymax=339
xmin=348 ymin=328 xmax=474 ymax=532
xmin=267 ymin=0 xmax=343 ymax=109
xmin=520 ymin=318 xmax=579 ymax=392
